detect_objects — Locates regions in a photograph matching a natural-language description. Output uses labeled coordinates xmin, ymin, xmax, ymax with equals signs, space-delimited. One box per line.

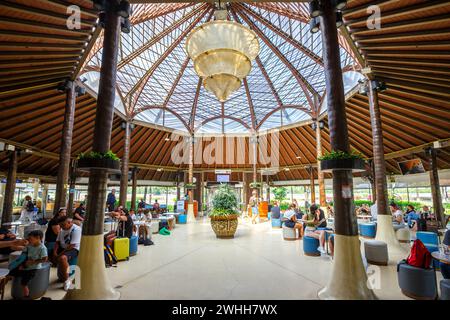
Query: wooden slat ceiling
xmin=0 ymin=0 xmax=449 ymax=183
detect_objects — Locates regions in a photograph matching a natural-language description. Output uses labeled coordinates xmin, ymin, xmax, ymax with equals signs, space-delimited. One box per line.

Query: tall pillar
xmin=176 ymin=171 xmax=181 ymax=201
xmin=368 ymin=79 xmax=404 ymax=255
xmin=65 ymin=0 xmax=121 ymax=300
xmin=317 ymin=0 xmax=375 ymax=300
xmin=54 ymin=81 xmax=76 ymax=214
xmin=0 ymin=180 xmax=5 ymax=218
xmin=119 ymin=121 xmax=131 ymax=207
xmin=266 ymin=175 xmax=270 ymax=202
xmin=33 ymin=179 xmax=40 ymax=202
xmin=187 ymin=135 xmax=195 ymax=222
xmin=369 ymin=160 xmax=377 ymax=203
xmin=251 ymin=134 xmax=259 ymax=199
xmin=427 ymin=147 xmax=445 ymax=227
xmin=1 ymin=150 xmax=18 ymax=225
xmin=200 ymin=171 xmax=204 ymax=213
xmin=309 ymin=166 xmax=316 ymax=204
xmin=42 ymin=184 xmax=50 ymax=219
xmin=315 ymin=120 xmax=326 ymax=207
xmin=131 ymin=167 xmax=137 ymax=211
xmin=67 ymin=160 xmax=77 ymax=216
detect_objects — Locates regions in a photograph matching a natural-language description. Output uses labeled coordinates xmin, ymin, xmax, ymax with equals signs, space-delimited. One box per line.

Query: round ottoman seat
xmin=397 ymin=261 xmax=437 ymax=300
xmin=364 ymin=240 xmax=389 ymax=266
xmin=11 ymin=262 xmax=51 ymax=300
xmin=303 ymin=236 xmax=320 ymax=256
xmin=271 ymin=218 xmax=281 ymax=228
xmin=440 ymin=279 xmax=450 ymax=300
xmin=360 ymin=222 xmax=377 ymax=238
xmin=282 ymin=225 xmax=297 ymax=240
xmin=396 ymin=227 xmax=411 ymax=243
xmin=178 ymin=214 xmax=187 ymax=224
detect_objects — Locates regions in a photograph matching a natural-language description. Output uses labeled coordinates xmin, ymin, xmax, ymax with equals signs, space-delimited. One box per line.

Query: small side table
xmin=0 ymin=268 xmax=10 ymax=300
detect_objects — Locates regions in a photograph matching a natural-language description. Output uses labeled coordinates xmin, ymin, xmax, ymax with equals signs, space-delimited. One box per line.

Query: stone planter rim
xmin=77 ymin=158 xmax=121 ymax=173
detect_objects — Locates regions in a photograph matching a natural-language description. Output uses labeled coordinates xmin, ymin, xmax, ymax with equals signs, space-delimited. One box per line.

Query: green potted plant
xmin=318 ymin=150 xmax=366 ymax=172
xmin=77 ymin=150 xmax=120 ymax=172
xmin=209 ymin=184 xmax=240 ymax=239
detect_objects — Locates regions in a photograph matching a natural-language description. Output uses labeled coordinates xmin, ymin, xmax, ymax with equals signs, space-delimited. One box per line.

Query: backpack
xmin=406 ymin=239 xmax=432 ymax=269
xmin=104 ymin=244 xmax=117 ymax=267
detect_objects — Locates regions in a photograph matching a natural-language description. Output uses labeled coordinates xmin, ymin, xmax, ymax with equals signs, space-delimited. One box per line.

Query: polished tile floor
xmin=2 ymin=217 xmax=430 ymax=300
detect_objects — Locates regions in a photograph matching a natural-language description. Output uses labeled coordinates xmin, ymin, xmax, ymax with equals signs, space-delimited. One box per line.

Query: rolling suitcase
xmin=129 ymin=235 xmax=138 ymax=256
xmin=113 ymin=220 xmax=130 ymax=261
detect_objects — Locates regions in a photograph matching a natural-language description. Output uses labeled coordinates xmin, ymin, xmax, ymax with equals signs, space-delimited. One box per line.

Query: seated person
xmin=405 ymin=205 xmax=420 ymax=230
xmin=138 ymin=199 xmax=146 ymax=210
xmin=111 ymin=208 xmax=134 ymax=238
xmin=7 ymin=230 xmax=48 ymax=300
xmin=0 ymin=227 xmax=27 ymax=254
xmin=283 ymin=204 xmax=303 ymax=239
xmin=53 ymin=216 xmax=81 ymax=291
xmin=153 ymin=200 xmax=160 ymax=211
xmin=129 ymin=209 xmax=137 ymax=221
xmin=73 ymin=202 xmax=86 ymax=226
xmin=270 ymin=201 xmax=281 ymax=219
xmin=390 ymin=203 xmax=404 ymax=225
xmin=304 ymin=205 xmax=328 ymax=254
xmin=44 ymin=208 xmax=67 ymax=259
xmin=420 ymin=206 xmax=433 ymax=221
xmin=326 ymin=205 xmax=334 ymax=217
xmin=441 ymin=230 xmax=450 ymax=279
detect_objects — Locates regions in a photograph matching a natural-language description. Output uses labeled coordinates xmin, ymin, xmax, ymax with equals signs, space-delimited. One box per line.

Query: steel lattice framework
xmin=82 ymin=2 xmax=360 ymax=134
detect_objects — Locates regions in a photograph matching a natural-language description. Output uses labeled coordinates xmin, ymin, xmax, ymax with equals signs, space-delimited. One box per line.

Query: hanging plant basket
xmin=185 ymin=183 xmax=196 ymax=190
xmin=320 ymin=158 xmax=366 ymax=173
xmin=249 ymin=182 xmax=261 ymax=189
xmin=77 ymin=158 xmax=120 ymax=172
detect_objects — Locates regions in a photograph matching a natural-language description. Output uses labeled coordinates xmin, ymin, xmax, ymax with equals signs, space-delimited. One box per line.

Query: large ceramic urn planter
xmin=77 ymin=158 xmax=120 ymax=172
xmin=210 ymin=214 xmax=238 ymax=239
xmin=320 ymin=158 xmax=366 ymax=173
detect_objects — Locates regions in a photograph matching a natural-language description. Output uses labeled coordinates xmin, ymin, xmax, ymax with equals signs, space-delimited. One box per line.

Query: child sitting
xmin=8 ymin=230 xmax=48 ymax=299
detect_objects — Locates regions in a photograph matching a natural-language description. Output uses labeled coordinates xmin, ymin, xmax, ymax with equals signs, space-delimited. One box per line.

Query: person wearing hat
xmin=283 ymin=203 xmax=304 ymax=239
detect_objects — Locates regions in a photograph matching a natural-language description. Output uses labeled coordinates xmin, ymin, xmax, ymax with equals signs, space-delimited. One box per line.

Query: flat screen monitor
xmin=397 ymin=158 xmax=425 ymax=175
xmin=216 ymin=174 xmax=230 ymax=183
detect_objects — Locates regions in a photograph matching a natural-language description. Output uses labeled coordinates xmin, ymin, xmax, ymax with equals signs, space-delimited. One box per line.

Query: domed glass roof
xmin=82 ymin=2 xmax=362 ymax=134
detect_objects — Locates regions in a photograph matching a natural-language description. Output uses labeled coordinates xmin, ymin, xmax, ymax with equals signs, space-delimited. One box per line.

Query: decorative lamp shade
xmin=185 ymin=20 xmax=260 ymax=102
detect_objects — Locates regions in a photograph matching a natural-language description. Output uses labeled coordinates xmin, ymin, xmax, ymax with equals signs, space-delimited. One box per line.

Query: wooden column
xmin=266 ymin=175 xmax=270 ymax=202
xmin=42 ymin=184 xmax=49 ymax=218
xmin=368 ymin=80 xmax=389 ymax=216
xmin=318 ymin=0 xmax=375 ymax=300
xmin=188 ymin=135 xmax=194 ymax=204
xmin=131 ymin=167 xmax=137 ymax=211
xmin=251 ymin=134 xmax=259 ymax=199
xmin=316 ymin=121 xmax=326 ymax=207
xmin=119 ymin=121 xmax=131 ymax=207
xmin=53 ymin=81 xmax=76 ymax=214
xmin=33 ymin=179 xmax=40 ymax=202
xmin=65 ymin=1 xmax=121 ymax=300
xmin=176 ymin=171 xmax=181 ymax=201
xmin=309 ymin=166 xmax=316 ymax=204
xmin=67 ymin=160 xmax=77 ymax=216
xmin=1 ymin=150 xmax=18 ymax=225
xmin=369 ymin=160 xmax=377 ymax=203
xmin=427 ymin=147 xmax=445 ymax=227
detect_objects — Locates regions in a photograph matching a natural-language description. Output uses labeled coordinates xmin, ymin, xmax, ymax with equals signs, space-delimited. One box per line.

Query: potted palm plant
xmin=319 ymin=150 xmax=366 ymax=173
xmin=209 ymin=184 xmax=240 ymax=239
xmin=77 ymin=150 xmax=120 ymax=172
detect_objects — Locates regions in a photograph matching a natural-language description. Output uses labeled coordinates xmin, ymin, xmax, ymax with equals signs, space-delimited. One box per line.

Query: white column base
xmin=187 ymin=203 xmax=195 ymax=223
xmin=64 ymin=234 xmax=120 ymax=300
xmin=318 ymin=234 xmax=377 ymax=300
xmin=375 ymin=215 xmax=408 ymax=258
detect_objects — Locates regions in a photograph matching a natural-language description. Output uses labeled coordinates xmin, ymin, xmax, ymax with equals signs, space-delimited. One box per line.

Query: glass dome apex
xmin=82 ymin=2 xmax=360 ymax=134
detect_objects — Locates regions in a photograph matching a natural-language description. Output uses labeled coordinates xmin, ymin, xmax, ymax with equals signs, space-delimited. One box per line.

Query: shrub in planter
xmin=319 ymin=150 xmax=366 ymax=172
xmin=77 ymin=150 xmax=120 ymax=172
xmin=249 ymin=182 xmax=261 ymax=189
xmin=184 ymin=183 xmax=196 ymax=190
xmin=209 ymin=184 xmax=240 ymax=239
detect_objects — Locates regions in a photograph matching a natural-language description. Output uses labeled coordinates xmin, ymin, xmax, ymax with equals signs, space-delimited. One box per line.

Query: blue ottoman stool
xmin=178 ymin=214 xmax=187 ymax=224
xmin=271 ymin=218 xmax=281 ymax=228
xmin=303 ymin=236 xmax=320 ymax=256
xmin=440 ymin=279 xmax=450 ymax=300
xmin=11 ymin=262 xmax=51 ymax=300
xmin=360 ymin=223 xmax=377 ymax=238
xmin=130 ymin=235 xmax=138 ymax=256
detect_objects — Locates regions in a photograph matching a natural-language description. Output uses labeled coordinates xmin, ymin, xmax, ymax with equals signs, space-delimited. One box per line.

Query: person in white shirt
xmin=370 ymin=201 xmax=378 ymax=221
xmin=53 ymin=216 xmax=81 ymax=291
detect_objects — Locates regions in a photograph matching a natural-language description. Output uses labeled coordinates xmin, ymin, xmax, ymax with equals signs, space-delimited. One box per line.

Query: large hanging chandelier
xmin=185 ymin=8 xmax=260 ymax=102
